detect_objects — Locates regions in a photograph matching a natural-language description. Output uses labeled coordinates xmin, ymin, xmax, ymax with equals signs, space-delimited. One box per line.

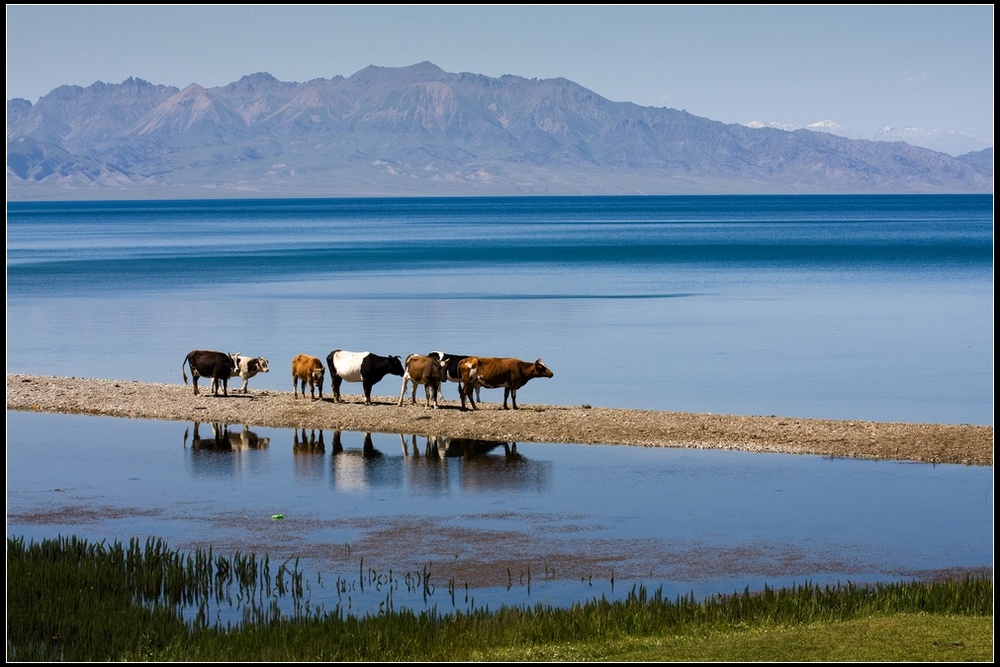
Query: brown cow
xmin=292 ymin=354 xmax=325 ymax=400
xmin=397 ymin=353 xmax=448 ymax=408
xmin=458 ymin=357 xmax=553 ymax=410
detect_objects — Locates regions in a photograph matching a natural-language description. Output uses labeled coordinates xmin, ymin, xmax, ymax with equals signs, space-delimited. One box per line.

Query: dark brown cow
xmin=397 ymin=353 xmax=448 ymax=408
xmin=292 ymin=354 xmax=325 ymax=400
xmin=458 ymin=357 xmax=554 ymax=410
xmin=182 ymin=349 xmax=239 ymax=397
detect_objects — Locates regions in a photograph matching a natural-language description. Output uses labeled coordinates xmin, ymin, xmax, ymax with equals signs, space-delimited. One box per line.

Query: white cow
xmin=231 ymin=355 xmax=269 ymax=393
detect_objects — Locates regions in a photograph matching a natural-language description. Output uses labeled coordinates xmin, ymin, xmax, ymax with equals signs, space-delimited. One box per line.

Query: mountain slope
xmin=6 ymin=62 xmax=993 ymax=199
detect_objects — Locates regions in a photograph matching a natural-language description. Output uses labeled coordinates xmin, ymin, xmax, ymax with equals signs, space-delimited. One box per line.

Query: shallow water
xmin=7 ymin=410 xmax=992 ymax=619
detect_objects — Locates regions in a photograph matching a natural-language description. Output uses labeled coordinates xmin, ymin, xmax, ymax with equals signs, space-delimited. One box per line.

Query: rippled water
xmin=6 ymin=194 xmax=993 ymax=425
xmin=7 ymin=410 xmax=992 ymax=619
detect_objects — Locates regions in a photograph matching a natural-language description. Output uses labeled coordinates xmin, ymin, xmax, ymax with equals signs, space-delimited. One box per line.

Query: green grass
xmin=7 ymin=536 xmax=993 ymax=662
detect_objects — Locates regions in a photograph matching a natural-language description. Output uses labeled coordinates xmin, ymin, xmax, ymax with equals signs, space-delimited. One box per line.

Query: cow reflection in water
xmin=442 ymin=436 xmax=550 ymax=493
xmin=293 ymin=429 xmax=326 ymax=483
xmin=439 ymin=437 xmax=521 ymax=460
xmin=399 ymin=434 xmax=450 ymax=491
xmin=399 ymin=434 xmax=549 ymax=493
xmin=184 ymin=422 xmax=270 ymax=451
xmin=330 ymin=431 xmax=403 ymax=491
xmin=399 ymin=433 xmax=446 ymax=458
xmin=293 ymin=428 xmax=325 ymax=454
xmin=183 ymin=422 xmax=270 ymax=477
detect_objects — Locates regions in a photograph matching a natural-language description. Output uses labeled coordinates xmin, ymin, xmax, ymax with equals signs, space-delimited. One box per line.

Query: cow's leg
xmin=502 ymin=387 xmax=514 ymax=410
xmin=398 ymin=374 xmax=410 ymax=406
xmin=192 ymin=372 xmax=200 ymax=396
xmin=332 ymin=376 xmax=342 ymax=403
xmin=241 ymin=378 xmax=250 ymax=393
xmin=363 ymin=382 xmax=373 ymax=405
xmin=508 ymin=387 xmax=518 ymax=410
xmin=461 ymin=383 xmax=477 ymax=411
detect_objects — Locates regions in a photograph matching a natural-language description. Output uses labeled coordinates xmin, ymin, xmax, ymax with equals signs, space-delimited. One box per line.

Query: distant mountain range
xmin=6 ymin=61 xmax=993 ymax=200
xmin=746 ymin=120 xmax=992 ymax=158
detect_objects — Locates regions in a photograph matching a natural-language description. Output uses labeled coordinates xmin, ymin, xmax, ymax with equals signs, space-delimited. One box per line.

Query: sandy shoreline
xmin=6 ymin=373 xmax=993 ymax=467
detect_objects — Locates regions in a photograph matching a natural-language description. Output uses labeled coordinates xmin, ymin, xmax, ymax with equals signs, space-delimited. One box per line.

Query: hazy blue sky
xmin=6 ymin=5 xmax=994 ymax=138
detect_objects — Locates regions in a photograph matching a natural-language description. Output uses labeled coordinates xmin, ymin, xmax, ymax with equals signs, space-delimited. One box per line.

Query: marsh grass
xmin=7 ymin=535 xmax=993 ymax=662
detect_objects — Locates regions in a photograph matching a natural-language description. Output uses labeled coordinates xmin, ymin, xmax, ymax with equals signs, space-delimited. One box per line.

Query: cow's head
xmin=389 ymin=355 xmax=405 ymax=376
xmin=254 ymin=357 xmax=270 ymax=373
xmin=533 ymin=359 xmax=554 ymax=378
xmin=229 ymin=353 xmax=242 ymax=373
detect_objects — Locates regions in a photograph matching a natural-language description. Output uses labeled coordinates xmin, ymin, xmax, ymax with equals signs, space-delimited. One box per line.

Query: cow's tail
xmin=181 ymin=355 xmax=189 ymax=385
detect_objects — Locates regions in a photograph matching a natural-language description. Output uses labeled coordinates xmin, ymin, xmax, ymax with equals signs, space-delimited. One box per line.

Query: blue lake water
xmin=6 ymin=194 xmax=994 ymax=425
xmin=5 ymin=194 xmax=994 ymax=620
xmin=6 ymin=410 xmax=993 ymax=620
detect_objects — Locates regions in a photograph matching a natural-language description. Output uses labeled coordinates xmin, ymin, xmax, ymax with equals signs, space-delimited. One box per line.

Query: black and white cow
xmin=182 ymin=349 xmax=240 ymax=397
xmin=231 ymin=355 xmax=269 ymax=393
xmin=428 ymin=351 xmax=481 ymax=403
xmin=326 ymin=349 xmax=405 ymax=405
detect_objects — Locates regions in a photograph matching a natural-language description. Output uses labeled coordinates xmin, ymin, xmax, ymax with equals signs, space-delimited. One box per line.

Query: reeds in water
xmin=6 ymin=535 xmax=993 ymax=662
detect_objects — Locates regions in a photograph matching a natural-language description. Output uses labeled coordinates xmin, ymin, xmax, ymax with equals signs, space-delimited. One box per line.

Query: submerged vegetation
xmin=7 ymin=535 xmax=993 ymax=662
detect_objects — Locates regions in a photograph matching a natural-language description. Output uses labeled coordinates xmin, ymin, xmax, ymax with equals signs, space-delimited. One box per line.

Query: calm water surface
xmin=6 ymin=194 xmax=993 ymax=425
xmin=7 ymin=411 xmax=992 ymax=619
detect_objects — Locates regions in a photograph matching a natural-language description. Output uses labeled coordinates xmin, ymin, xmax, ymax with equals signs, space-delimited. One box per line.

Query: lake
xmin=6 ymin=194 xmax=994 ymax=425
xmin=5 ymin=194 xmax=994 ymax=620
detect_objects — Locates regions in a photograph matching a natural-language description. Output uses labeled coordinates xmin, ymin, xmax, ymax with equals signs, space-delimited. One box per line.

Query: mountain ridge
xmin=6 ymin=62 xmax=993 ymax=200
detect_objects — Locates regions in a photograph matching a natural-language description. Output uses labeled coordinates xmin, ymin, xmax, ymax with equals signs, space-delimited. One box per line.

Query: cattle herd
xmin=182 ymin=349 xmax=554 ymax=410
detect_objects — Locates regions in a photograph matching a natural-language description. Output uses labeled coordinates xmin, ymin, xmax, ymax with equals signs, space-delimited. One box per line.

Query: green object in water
xmin=271 ymin=514 xmax=284 ymax=520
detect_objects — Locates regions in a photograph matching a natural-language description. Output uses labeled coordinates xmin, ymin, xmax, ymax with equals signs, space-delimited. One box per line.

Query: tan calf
xmin=292 ymin=354 xmax=325 ymax=400
xmin=398 ymin=353 xmax=448 ymax=408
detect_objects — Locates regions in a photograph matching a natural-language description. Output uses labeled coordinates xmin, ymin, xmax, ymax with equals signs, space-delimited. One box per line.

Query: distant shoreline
xmin=6 ymin=374 xmax=993 ymax=467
